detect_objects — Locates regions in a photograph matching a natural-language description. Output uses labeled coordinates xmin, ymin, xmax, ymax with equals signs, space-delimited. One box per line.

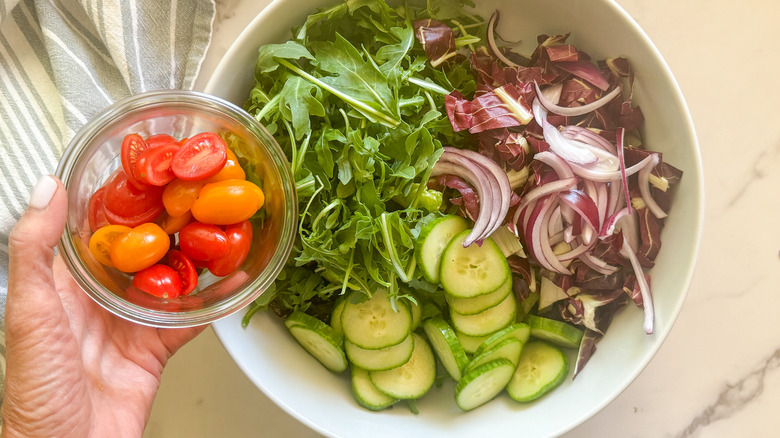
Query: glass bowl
xmin=55 ymin=90 xmax=297 ymax=327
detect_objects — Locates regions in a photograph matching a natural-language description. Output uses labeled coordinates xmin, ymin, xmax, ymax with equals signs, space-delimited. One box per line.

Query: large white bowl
xmin=205 ymin=0 xmax=704 ymax=436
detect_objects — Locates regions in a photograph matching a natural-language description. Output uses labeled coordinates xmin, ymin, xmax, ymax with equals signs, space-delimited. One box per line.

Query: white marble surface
xmin=144 ymin=0 xmax=780 ymax=436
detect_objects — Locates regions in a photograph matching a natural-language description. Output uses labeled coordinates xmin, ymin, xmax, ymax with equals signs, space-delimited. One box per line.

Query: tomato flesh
xmin=207 ymin=220 xmax=254 ymax=277
xmin=88 ymin=187 xmax=110 ymax=232
xmin=132 ymin=264 xmax=182 ymax=299
xmin=171 ymin=132 xmax=227 ymax=181
xmin=178 ymin=222 xmax=230 ymax=262
xmin=103 ymin=170 xmax=164 ymax=224
xmin=110 ymin=222 xmax=170 ymax=273
xmin=144 ymin=134 xmax=178 ymax=149
xmin=165 ymin=249 xmax=199 ymax=296
xmin=120 ymin=133 xmax=151 ymax=189
xmin=134 ymin=144 xmax=180 ymax=186
xmin=88 ymin=224 xmax=132 ymax=267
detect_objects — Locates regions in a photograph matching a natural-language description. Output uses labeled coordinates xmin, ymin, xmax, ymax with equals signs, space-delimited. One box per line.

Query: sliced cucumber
xmin=450 ymin=290 xmax=517 ymax=337
xmin=506 ymin=341 xmax=568 ymax=402
xmin=422 ymin=317 xmax=469 ymax=381
xmin=369 ymin=333 xmax=436 ymax=400
xmin=439 ymin=230 xmax=510 ymax=299
xmin=341 ymin=289 xmax=412 ymax=350
xmin=351 ymin=366 xmax=398 ymax=411
xmin=330 ymin=294 xmax=348 ymax=338
xmin=526 ymin=314 xmax=584 ymax=349
xmin=455 ymin=358 xmax=516 ymax=411
xmin=446 ymin=276 xmax=512 ymax=315
xmin=285 ymin=311 xmax=348 ymax=373
xmin=416 ymin=215 xmax=469 ymax=283
xmin=464 ymin=337 xmax=523 ymax=375
xmin=455 ymin=330 xmax=489 ymax=355
xmin=473 ymin=323 xmax=531 ymax=357
xmin=345 ymin=334 xmax=414 ymax=371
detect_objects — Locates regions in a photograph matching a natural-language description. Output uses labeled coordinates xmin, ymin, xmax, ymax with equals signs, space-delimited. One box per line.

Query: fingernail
xmin=29 ymin=175 xmax=58 ymax=210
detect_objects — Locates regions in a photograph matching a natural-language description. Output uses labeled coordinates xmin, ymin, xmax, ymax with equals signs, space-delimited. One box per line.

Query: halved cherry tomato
xmin=207 ymin=220 xmax=254 ymax=277
xmin=206 ymin=148 xmax=245 ymax=183
xmin=145 ymin=134 xmax=178 ymax=148
xmin=88 ymin=187 xmax=110 ymax=232
xmin=178 ymin=222 xmax=230 ymax=261
xmin=165 ymin=250 xmax=198 ymax=296
xmin=120 ymin=133 xmax=151 ymax=189
xmin=103 ymin=170 xmax=164 ymax=226
xmin=156 ymin=210 xmax=193 ymax=235
xmin=110 ymin=222 xmax=170 ymax=273
xmin=191 ymin=179 xmax=264 ymax=225
xmin=162 ymin=178 xmax=204 ymax=217
xmin=134 ymin=143 xmax=180 ymax=186
xmin=171 ymin=132 xmax=227 ymax=181
xmin=88 ymin=224 xmax=132 ymax=267
xmin=132 ymin=264 xmax=182 ymax=299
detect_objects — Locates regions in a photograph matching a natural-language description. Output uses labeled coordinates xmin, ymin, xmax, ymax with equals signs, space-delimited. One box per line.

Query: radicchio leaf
xmin=430 ymin=174 xmax=481 ymax=221
xmin=413 ymin=19 xmax=457 ymax=67
xmin=554 ymin=60 xmax=610 ymax=91
xmin=445 ymin=90 xmax=473 ymax=132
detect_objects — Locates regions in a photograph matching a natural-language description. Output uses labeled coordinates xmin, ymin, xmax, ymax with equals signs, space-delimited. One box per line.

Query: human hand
xmin=1 ymin=175 xmax=206 ymax=437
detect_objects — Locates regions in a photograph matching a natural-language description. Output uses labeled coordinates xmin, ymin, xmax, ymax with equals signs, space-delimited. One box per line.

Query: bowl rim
xmin=56 ymin=89 xmax=298 ymax=328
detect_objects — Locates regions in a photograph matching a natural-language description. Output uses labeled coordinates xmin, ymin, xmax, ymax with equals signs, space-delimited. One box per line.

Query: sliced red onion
xmin=556 ymin=240 xmax=593 ymax=261
xmin=533 ymin=151 xmax=575 ymax=179
xmin=533 ymin=98 xmax=598 ymax=165
xmin=431 ymin=159 xmax=494 ymax=246
xmin=558 ymin=190 xmax=600 ymax=236
xmin=516 ymin=176 xmax=577 ymax=213
xmin=637 ymin=153 xmax=667 ymax=219
xmin=616 ymin=128 xmax=632 ymax=215
xmin=606 ymin=177 xmax=623 ymax=217
xmin=524 ymin=196 xmax=572 ymax=275
xmin=561 ymin=125 xmax=617 ymax=155
xmin=554 ymin=60 xmax=610 ymax=91
xmin=579 ymin=251 xmax=619 ymax=276
xmin=534 ymin=81 xmax=622 ymax=117
xmin=600 ymin=205 xmax=632 ymax=238
xmin=568 ymin=153 xmax=654 ymax=182
xmin=486 ymin=11 xmax=519 ymax=68
xmin=619 ymin=235 xmax=654 ymax=334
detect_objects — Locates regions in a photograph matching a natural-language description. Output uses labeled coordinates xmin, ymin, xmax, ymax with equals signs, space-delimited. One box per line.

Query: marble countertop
xmin=144 ymin=0 xmax=780 ymax=436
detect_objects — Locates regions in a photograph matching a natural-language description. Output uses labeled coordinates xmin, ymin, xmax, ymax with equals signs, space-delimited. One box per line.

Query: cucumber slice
xmin=351 ymin=366 xmax=398 ymax=411
xmin=345 ymin=334 xmax=414 ymax=371
xmin=506 ymin=341 xmax=568 ymax=402
xmin=330 ymin=294 xmax=348 ymax=338
xmin=439 ymin=230 xmax=510 ymax=298
xmin=341 ymin=289 xmax=412 ymax=350
xmin=526 ymin=314 xmax=584 ymax=349
xmin=422 ymin=317 xmax=469 ymax=381
xmin=450 ymin=291 xmax=517 ymax=337
xmin=455 ymin=358 xmax=516 ymax=411
xmin=416 ymin=215 xmax=468 ymax=283
xmin=369 ymin=333 xmax=436 ymax=400
xmin=446 ymin=276 xmax=512 ymax=315
xmin=455 ymin=330 xmax=489 ymax=355
xmin=285 ymin=311 xmax=348 ymax=373
xmin=464 ymin=337 xmax=523 ymax=375
xmin=473 ymin=323 xmax=531 ymax=357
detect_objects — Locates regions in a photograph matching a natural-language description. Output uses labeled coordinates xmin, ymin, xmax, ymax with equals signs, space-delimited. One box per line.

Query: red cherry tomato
xmin=103 ymin=170 xmax=164 ymax=226
xmin=120 ymin=133 xmax=151 ymax=189
xmin=170 ymin=132 xmax=227 ymax=181
xmin=132 ymin=264 xmax=182 ymax=299
xmin=165 ymin=250 xmax=199 ymax=296
xmin=134 ymin=143 xmax=180 ymax=186
xmin=191 ymin=179 xmax=264 ymax=225
xmin=162 ymin=179 xmax=204 ymax=217
xmin=145 ymin=134 xmax=178 ymax=148
xmin=206 ymin=148 xmax=246 ymax=183
xmin=88 ymin=187 xmax=110 ymax=232
xmin=207 ymin=220 xmax=254 ymax=277
xmin=110 ymin=222 xmax=170 ymax=273
xmin=178 ymin=222 xmax=230 ymax=262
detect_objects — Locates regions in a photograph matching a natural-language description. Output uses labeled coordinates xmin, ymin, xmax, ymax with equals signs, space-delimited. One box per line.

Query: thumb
xmin=7 ymin=175 xmax=68 ymax=317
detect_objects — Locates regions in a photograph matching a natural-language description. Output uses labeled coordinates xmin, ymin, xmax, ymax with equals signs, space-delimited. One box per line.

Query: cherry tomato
xmin=162 ymin=178 xmax=204 ymax=217
xmin=156 ymin=210 xmax=193 ymax=235
xmin=132 ymin=264 xmax=182 ymax=299
xmin=207 ymin=220 xmax=254 ymax=277
xmin=88 ymin=187 xmax=110 ymax=232
xmin=103 ymin=170 xmax=164 ymax=226
xmin=165 ymin=249 xmax=198 ymax=296
xmin=110 ymin=222 xmax=170 ymax=273
xmin=206 ymin=148 xmax=246 ymax=183
xmin=134 ymin=143 xmax=180 ymax=186
xmin=178 ymin=222 xmax=230 ymax=261
xmin=171 ymin=132 xmax=227 ymax=181
xmin=191 ymin=179 xmax=264 ymax=225
xmin=144 ymin=134 xmax=178 ymax=148
xmin=88 ymin=224 xmax=131 ymax=267
xmin=120 ymin=133 xmax=151 ymax=189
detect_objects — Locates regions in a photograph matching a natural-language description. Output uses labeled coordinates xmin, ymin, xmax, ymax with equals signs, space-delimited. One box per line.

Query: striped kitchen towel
xmin=0 ymin=0 xmax=216 ymax=418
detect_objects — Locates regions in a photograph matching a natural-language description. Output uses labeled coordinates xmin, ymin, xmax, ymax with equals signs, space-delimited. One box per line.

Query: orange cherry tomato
xmin=156 ymin=210 xmax=193 ymax=235
xmin=191 ymin=179 xmax=264 ymax=225
xmin=162 ymin=179 xmax=204 ymax=217
xmin=110 ymin=222 xmax=170 ymax=273
xmin=88 ymin=224 xmax=132 ymax=267
xmin=206 ymin=148 xmax=246 ymax=183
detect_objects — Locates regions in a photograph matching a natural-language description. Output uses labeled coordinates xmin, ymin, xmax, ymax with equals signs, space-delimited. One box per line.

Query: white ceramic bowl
xmin=204 ymin=0 xmax=704 ymax=436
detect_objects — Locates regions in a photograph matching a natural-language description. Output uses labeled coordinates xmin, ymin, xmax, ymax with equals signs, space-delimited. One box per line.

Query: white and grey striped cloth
xmin=0 ymin=0 xmax=216 ymax=419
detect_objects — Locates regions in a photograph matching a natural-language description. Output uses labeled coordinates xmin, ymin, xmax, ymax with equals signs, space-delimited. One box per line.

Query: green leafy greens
xmin=242 ymin=0 xmax=481 ymax=323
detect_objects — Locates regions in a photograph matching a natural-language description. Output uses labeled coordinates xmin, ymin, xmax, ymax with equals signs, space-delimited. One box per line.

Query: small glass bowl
xmin=56 ymin=90 xmax=297 ymax=327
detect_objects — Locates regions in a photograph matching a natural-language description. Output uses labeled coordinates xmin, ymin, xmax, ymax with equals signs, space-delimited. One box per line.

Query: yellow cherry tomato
xmin=206 ymin=149 xmax=246 ymax=183
xmin=162 ymin=179 xmax=204 ymax=217
xmin=191 ymin=179 xmax=264 ymax=225
xmin=110 ymin=222 xmax=170 ymax=273
xmin=88 ymin=224 xmax=132 ymax=267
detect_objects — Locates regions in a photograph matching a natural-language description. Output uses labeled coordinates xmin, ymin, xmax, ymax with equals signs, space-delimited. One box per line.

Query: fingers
xmin=158 ymin=324 xmax=209 ymax=358
xmin=7 ymin=175 xmax=69 ymax=323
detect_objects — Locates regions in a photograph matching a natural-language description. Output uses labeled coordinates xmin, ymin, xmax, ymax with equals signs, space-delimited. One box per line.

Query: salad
xmin=241 ymin=0 xmax=682 ymax=411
